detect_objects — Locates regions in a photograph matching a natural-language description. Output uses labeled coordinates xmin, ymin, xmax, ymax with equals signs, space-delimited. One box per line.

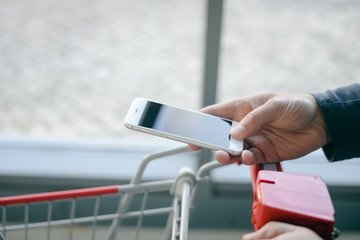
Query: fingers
xmin=214 ymin=150 xmax=252 ymax=165
xmin=231 ymin=99 xmax=283 ymax=140
xmin=215 ymin=150 xmax=240 ymax=164
xmin=243 ymin=221 xmax=322 ymax=240
xmin=241 ymin=149 xmax=258 ymax=165
xmin=188 ymin=148 xmax=244 ymax=165
xmin=199 ymin=94 xmax=282 ymax=142
xmin=188 ymin=144 xmax=201 ymax=151
xmin=242 ymin=222 xmax=296 ymax=240
xmin=214 ymin=134 xmax=279 ymax=165
xmin=200 ymin=97 xmax=257 ymax=122
xmin=199 ymin=100 xmax=239 ymax=119
xmin=214 ymin=149 xmax=265 ymax=165
xmin=190 ymin=95 xmax=283 ymax=164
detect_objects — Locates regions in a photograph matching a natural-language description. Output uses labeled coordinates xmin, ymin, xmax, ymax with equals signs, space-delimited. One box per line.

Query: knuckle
xmin=245 ymin=112 xmax=257 ymax=122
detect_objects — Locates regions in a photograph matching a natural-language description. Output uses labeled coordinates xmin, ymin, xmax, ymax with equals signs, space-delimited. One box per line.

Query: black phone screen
xmin=139 ymin=101 xmax=233 ymax=148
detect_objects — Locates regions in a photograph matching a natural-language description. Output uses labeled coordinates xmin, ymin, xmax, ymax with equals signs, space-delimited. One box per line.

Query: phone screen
xmin=138 ymin=101 xmax=234 ymax=149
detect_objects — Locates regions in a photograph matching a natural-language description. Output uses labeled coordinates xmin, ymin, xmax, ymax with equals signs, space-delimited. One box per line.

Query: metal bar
xmin=1 ymin=206 xmax=6 ymax=238
xmin=91 ymin=196 xmax=100 ymax=240
xmin=69 ymin=199 xmax=76 ymax=240
xmin=0 ymin=206 xmax=173 ymax=232
xmin=117 ymin=180 xmax=175 ymax=193
xmin=196 ymin=160 xmax=224 ymax=179
xmin=202 ymin=0 xmax=224 ymax=107
xmin=47 ymin=201 xmax=53 ymax=240
xmin=191 ymin=161 xmax=227 ymax=204
xmin=199 ymin=0 xmax=224 ymax=168
xmin=131 ymin=146 xmax=190 ymax=185
xmin=161 ymin=210 xmax=174 ymax=240
xmin=0 ymin=180 xmax=174 ymax=206
xmin=0 ymin=185 xmax=119 ymax=206
xmin=24 ymin=204 xmax=29 ymax=240
xmin=179 ymin=183 xmax=191 ymax=240
xmin=171 ymin=196 xmax=181 ymax=240
xmin=135 ymin=191 xmax=149 ymax=240
xmin=106 ymin=192 xmax=124 ymax=240
xmin=106 ymin=146 xmax=190 ymax=240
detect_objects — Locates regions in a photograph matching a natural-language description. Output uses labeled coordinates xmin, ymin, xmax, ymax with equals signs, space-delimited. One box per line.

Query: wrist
xmin=309 ymin=94 xmax=331 ymax=145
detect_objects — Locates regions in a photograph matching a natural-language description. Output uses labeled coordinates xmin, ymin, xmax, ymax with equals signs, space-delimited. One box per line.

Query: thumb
xmin=231 ymin=100 xmax=281 ymax=139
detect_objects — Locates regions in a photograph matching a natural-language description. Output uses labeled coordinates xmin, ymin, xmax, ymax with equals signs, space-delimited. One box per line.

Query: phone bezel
xmin=124 ymin=98 xmax=243 ymax=156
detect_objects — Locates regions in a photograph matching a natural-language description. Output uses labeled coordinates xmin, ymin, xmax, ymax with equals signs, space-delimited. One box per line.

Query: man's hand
xmin=242 ymin=221 xmax=322 ymax=240
xmin=189 ymin=93 xmax=329 ymax=165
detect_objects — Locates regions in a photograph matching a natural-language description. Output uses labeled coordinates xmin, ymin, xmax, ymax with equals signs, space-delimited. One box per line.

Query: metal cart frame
xmin=0 ymin=146 xmax=226 ymax=240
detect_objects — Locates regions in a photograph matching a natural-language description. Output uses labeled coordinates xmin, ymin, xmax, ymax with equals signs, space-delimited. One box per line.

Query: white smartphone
xmin=124 ymin=98 xmax=243 ymax=156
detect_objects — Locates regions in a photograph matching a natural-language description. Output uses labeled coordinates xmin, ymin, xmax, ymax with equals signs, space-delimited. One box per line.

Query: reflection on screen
xmin=139 ymin=102 xmax=233 ymax=148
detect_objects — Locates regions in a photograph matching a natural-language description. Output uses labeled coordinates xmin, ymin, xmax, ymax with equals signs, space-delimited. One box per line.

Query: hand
xmin=242 ymin=221 xmax=322 ymax=240
xmin=189 ymin=93 xmax=329 ymax=165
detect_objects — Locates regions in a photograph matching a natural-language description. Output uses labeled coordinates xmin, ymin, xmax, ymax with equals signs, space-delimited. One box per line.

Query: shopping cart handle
xmin=0 ymin=185 xmax=120 ymax=206
xmin=249 ymin=163 xmax=336 ymax=240
xmin=171 ymin=167 xmax=196 ymax=197
xmin=250 ymin=163 xmax=282 ymax=193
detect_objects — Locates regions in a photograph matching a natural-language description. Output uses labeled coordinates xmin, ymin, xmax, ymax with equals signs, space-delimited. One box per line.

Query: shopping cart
xmin=0 ymin=146 xmax=226 ymax=240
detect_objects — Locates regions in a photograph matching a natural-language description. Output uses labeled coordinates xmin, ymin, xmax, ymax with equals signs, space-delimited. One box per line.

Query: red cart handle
xmin=0 ymin=185 xmax=119 ymax=206
xmin=249 ymin=163 xmax=335 ymax=240
xmin=250 ymin=163 xmax=282 ymax=193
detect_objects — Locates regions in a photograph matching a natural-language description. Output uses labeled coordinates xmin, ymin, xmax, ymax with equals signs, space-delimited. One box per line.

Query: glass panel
xmin=0 ymin=0 xmax=204 ymax=140
xmin=219 ymin=0 xmax=360 ymax=102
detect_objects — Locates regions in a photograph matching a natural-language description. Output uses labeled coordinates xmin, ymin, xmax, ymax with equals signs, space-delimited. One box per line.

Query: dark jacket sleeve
xmin=312 ymin=83 xmax=360 ymax=162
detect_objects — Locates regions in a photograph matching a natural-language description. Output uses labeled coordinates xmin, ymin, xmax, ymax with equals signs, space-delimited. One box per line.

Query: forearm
xmin=312 ymin=83 xmax=360 ymax=161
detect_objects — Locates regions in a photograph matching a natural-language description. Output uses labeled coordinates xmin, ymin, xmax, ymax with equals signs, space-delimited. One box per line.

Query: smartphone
xmin=124 ymin=98 xmax=243 ymax=156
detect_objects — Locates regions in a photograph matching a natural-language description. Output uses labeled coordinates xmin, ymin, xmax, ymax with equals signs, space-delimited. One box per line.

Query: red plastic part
xmin=252 ymin=170 xmax=335 ymax=240
xmin=250 ymin=163 xmax=282 ymax=193
xmin=0 ymin=185 xmax=119 ymax=206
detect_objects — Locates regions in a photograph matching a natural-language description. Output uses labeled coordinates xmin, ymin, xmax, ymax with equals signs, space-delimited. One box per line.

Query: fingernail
xmin=231 ymin=125 xmax=246 ymax=138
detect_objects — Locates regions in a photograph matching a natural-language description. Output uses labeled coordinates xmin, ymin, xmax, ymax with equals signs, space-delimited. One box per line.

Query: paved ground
xmin=0 ymin=0 xmax=359 ymax=141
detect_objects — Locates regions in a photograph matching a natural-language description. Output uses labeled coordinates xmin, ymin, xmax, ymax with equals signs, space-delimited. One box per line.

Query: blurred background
xmin=0 ymin=0 xmax=360 ymax=239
